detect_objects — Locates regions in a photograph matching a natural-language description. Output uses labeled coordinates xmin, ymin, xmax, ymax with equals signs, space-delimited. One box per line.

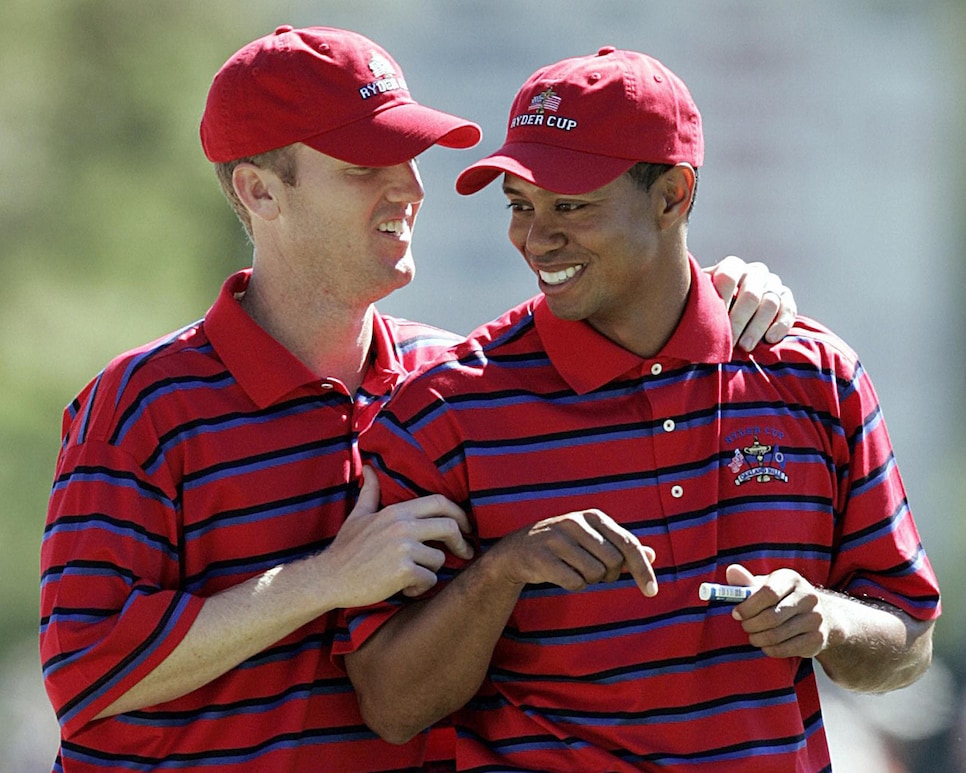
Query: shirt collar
xmin=535 ymin=255 xmax=734 ymax=394
xmin=366 ymin=312 xmax=408 ymax=397
xmin=205 ymin=269 xmax=405 ymax=408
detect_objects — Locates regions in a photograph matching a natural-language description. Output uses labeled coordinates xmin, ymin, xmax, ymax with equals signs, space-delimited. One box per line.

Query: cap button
xmin=274 ymin=25 xmax=294 ymax=35
xmin=597 ymin=46 xmax=617 ymax=56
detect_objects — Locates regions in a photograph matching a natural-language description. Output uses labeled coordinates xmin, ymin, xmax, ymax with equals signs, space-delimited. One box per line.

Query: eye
xmin=555 ymin=201 xmax=585 ymax=212
xmin=505 ymin=200 xmax=533 ymax=213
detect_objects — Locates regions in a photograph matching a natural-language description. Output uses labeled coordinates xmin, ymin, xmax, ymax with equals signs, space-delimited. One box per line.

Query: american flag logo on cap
xmin=528 ymin=88 xmax=561 ymax=115
xmin=360 ymin=51 xmax=409 ymax=100
xmin=368 ymin=52 xmax=396 ymax=79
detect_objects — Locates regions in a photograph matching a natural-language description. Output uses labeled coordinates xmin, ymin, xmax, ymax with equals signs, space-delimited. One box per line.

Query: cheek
xmin=507 ymin=221 xmax=528 ymax=254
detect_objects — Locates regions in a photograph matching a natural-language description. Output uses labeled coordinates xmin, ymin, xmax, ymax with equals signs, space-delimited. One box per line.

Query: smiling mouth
xmin=378 ymin=220 xmax=407 ymax=236
xmin=538 ymin=264 xmax=585 ymax=286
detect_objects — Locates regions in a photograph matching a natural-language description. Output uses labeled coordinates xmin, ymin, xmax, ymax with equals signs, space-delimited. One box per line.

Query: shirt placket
xmin=642 ymin=360 xmax=721 ymax=598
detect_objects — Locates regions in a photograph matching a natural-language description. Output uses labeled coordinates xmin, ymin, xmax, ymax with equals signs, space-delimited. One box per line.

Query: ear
xmin=657 ymin=163 xmax=696 ymax=225
xmin=232 ymin=163 xmax=281 ymax=223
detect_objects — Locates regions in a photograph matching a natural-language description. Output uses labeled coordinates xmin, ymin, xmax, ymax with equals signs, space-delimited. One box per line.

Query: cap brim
xmin=456 ymin=141 xmax=636 ymax=196
xmin=303 ymin=102 xmax=481 ymax=166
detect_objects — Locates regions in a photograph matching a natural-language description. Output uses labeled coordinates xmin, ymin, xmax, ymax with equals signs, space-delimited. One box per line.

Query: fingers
xmin=740 ymin=595 xmax=825 ymax=659
xmin=708 ymin=256 xmax=797 ymax=352
xmin=725 ymin=563 xmax=756 ymax=587
xmin=585 ymin=511 xmax=658 ymax=597
xmin=347 ymin=473 xmax=474 ymax=560
xmin=349 ymin=466 xmax=381 ymax=519
xmin=399 ymin=549 xmax=446 ymax=597
xmin=727 ymin=262 xmax=781 ymax=351
xmin=728 ymin=567 xmax=827 ymax=659
xmin=492 ymin=510 xmax=658 ymax=596
xmin=534 ymin=511 xmax=658 ymax=596
xmin=705 ymin=254 xmax=744 ymax=302
xmin=409 ymin=514 xmax=475 ymax=561
xmin=764 ymin=287 xmax=796 ymax=344
xmin=513 ymin=516 xmax=622 ymax=591
xmin=400 ymin=571 xmax=438 ymax=598
xmin=385 ymin=495 xmax=474 ymax=560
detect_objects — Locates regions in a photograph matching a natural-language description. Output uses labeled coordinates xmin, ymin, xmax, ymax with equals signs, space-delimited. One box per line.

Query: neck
xmin=241 ymin=270 xmax=374 ymax=394
xmin=592 ymin=250 xmax=692 ymax=359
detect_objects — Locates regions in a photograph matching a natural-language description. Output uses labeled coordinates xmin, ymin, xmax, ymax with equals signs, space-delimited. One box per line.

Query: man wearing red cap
xmin=342 ymin=48 xmax=941 ymax=771
xmin=39 ymin=27 xmax=796 ymax=772
xmin=39 ymin=25 xmax=483 ymax=773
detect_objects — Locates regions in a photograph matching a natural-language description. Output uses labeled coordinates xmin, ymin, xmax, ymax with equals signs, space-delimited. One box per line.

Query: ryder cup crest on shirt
xmin=200 ymin=25 xmax=480 ymax=166
xmin=725 ymin=427 xmax=791 ymax=486
xmin=456 ymin=46 xmax=703 ymax=195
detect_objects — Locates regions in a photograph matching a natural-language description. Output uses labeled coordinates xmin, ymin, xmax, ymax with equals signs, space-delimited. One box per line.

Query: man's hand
xmin=705 ymin=256 xmax=797 ymax=351
xmin=324 ymin=467 xmax=473 ymax=605
xmin=346 ymin=508 xmax=657 ymax=744
xmin=726 ymin=563 xmax=829 ymax=659
xmin=724 ymin=563 xmax=934 ymax=693
xmin=485 ymin=509 xmax=658 ymax=597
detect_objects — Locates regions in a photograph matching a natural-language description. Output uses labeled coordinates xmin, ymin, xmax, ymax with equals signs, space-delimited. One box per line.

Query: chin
xmin=395 ymin=262 xmax=415 ymax=287
xmin=544 ymin=296 xmax=585 ymax=322
xmin=382 ymin=266 xmax=415 ymax=298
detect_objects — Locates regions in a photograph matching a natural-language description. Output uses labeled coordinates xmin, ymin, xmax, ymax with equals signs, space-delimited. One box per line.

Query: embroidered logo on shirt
xmin=727 ymin=433 xmax=789 ymax=486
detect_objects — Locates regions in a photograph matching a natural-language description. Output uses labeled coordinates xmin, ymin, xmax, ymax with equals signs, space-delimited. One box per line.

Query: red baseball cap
xmin=200 ymin=25 xmax=481 ymax=165
xmin=456 ymin=47 xmax=702 ymax=195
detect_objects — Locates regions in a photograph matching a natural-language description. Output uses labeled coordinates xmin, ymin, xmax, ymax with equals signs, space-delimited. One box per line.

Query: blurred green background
xmin=2 ymin=1 xmax=964 ymax=770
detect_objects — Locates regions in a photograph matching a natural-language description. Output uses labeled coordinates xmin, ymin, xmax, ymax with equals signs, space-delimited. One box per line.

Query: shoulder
xmin=751 ymin=315 xmax=862 ymax=380
xmin=412 ymin=297 xmax=540 ymax=381
xmin=380 ymin=315 xmax=464 ymax=352
xmin=382 ymin=299 xmax=541 ymax=415
xmin=61 ymin=319 xmax=216 ymax=447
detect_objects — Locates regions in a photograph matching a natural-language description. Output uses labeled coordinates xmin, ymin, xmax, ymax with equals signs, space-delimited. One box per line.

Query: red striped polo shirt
xmin=40 ymin=269 xmax=462 ymax=772
xmin=345 ymin=256 xmax=941 ymax=772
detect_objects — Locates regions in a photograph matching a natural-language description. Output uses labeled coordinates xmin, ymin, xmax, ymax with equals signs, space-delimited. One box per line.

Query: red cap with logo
xmin=456 ymin=47 xmax=702 ymax=195
xmin=201 ymin=25 xmax=481 ymax=165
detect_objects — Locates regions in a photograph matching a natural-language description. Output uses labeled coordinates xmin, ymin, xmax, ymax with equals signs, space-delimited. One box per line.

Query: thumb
xmin=349 ymin=466 xmax=381 ymax=518
xmin=726 ymin=563 xmax=757 ymax=587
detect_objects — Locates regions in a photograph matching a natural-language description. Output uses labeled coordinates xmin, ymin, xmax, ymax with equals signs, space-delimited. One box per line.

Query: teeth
xmin=539 ymin=265 xmax=584 ymax=286
xmin=378 ymin=220 xmax=405 ymax=235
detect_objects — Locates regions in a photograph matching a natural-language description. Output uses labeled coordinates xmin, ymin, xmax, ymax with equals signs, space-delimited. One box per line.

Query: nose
xmin=385 ymin=159 xmax=425 ymax=205
xmin=522 ymin=211 xmax=566 ymax=258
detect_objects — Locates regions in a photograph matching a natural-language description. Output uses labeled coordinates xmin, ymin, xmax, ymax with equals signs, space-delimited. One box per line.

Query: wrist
xmin=468 ymin=545 xmax=527 ymax=596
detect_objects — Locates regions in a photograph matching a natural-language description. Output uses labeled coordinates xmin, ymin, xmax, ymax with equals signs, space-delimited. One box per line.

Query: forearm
xmin=816 ymin=590 xmax=934 ymax=693
xmin=96 ymin=555 xmax=336 ymax=717
xmin=347 ymin=554 xmax=523 ymax=744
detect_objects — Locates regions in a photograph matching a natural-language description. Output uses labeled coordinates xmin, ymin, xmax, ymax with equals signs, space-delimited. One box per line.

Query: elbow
xmin=346 ymin=646 xmax=434 ymax=744
xmin=355 ymin=692 xmax=425 ymax=745
xmin=896 ymin=625 xmax=934 ymax=690
xmin=819 ymin=616 xmax=936 ymax=694
xmin=887 ymin=616 xmax=936 ymax=692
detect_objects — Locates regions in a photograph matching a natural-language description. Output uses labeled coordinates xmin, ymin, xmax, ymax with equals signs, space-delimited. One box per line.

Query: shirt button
xmin=663 ymin=419 xmax=675 ymax=433
xmin=650 ymin=363 xmax=663 ymax=376
xmin=320 ymin=382 xmax=334 ymax=390
xmin=671 ymin=485 xmax=684 ymax=499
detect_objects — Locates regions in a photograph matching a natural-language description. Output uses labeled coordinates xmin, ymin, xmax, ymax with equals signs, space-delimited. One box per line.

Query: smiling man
xmin=39 ymin=27 xmax=800 ymax=773
xmin=342 ymin=48 xmax=941 ymax=771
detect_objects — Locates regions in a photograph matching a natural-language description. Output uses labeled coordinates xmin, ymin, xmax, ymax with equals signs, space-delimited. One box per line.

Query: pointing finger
xmin=585 ymin=512 xmax=658 ymax=597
